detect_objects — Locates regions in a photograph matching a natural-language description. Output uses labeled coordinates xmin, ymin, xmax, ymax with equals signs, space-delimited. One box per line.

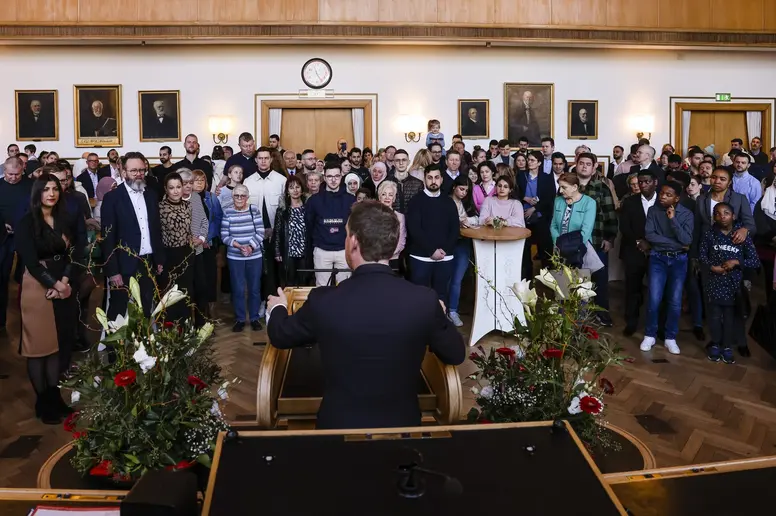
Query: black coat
xmin=619 ymin=194 xmax=650 ymax=266
xmin=515 ymin=171 xmax=557 ymax=222
xmin=76 ymin=169 xmax=110 ymax=199
xmin=267 ymin=264 xmax=465 ymax=429
xmin=612 ymin=162 xmax=665 ymax=200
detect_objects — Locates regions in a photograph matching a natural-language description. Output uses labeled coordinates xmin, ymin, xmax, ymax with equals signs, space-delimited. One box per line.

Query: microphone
xmin=397 ymin=462 xmax=463 ymax=498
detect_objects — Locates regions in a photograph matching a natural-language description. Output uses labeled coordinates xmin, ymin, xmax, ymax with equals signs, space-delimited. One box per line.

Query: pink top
xmin=478 ymin=197 xmax=526 ymax=228
xmin=472 ymin=182 xmax=497 ymax=212
xmin=393 ymin=211 xmax=406 ymax=260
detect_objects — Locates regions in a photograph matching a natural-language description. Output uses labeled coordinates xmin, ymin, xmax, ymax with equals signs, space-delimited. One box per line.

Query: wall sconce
xmin=208 ymin=116 xmax=233 ymax=145
xmin=631 ymin=115 xmax=655 ymax=141
xmin=395 ymin=114 xmax=425 ymax=143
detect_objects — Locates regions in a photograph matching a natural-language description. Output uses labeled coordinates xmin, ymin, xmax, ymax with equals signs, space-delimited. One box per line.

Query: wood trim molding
xmin=3 ymin=24 xmax=776 ymax=48
xmin=672 ymin=100 xmax=773 ymax=154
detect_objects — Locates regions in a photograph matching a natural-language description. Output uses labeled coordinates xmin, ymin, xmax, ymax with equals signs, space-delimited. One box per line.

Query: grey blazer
xmin=691 ymin=189 xmax=756 ymax=258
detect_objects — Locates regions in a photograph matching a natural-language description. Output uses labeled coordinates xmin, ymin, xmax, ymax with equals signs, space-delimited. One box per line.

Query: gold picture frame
xmin=504 ymin=83 xmax=554 ymax=148
xmin=15 ymin=90 xmax=59 ymax=141
xmin=568 ymin=100 xmax=599 ymax=140
xmin=74 ymin=85 xmax=122 ymax=148
xmin=458 ymin=99 xmax=489 ymax=139
xmin=139 ymin=90 xmax=181 ymax=142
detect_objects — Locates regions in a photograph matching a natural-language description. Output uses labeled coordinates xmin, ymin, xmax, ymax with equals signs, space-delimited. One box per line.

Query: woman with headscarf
xmin=363 ymin=161 xmax=396 ymax=199
xmin=344 ymin=173 xmax=361 ymax=196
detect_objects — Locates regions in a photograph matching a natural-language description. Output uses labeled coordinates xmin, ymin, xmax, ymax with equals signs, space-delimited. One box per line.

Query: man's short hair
xmin=238 ymin=132 xmax=254 ymax=143
xmin=637 ymin=170 xmax=658 ymax=181
xmin=348 ymin=147 xmax=362 ymax=157
xmin=256 ymin=146 xmax=272 ymax=155
xmin=4 ymin=156 xmax=22 ymax=168
xmin=518 ymin=136 xmax=529 ymax=144
xmin=428 ymin=142 xmax=443 ymax=152
xmin=446 ymin=150 xmax=460 ymax=158
xmin=613 ymin=145 xmax=624 ymax=153
xmin=577 ymin=152 xmax=597 ymax=164
xmin=662 ymin=181 xmax=684 ymax=197
xmin=24 ymin=144 xmax=36 ymax=154
xmin=489 ymin=139 xmax=499 ymax=146
xmin=541 ymin=137 xmax=555 ymax=147
xmin=551 ymin=151 xmax=567 ymax=162
xmin=424 ymin=163 xmax=442 ymax=176
xmin=269 ymin=134 xmax=279 ymax=140
xmin=302 ymin=149 xmax=315 ymax=156
xmin=124 ymin=151 xmax=147 ymax=163
xmin=348 ymin=200 xmax=399 ymax=262
xmin=394 ymin=148 xmax=409 ymax=158
xmin=731 ymin=138 xmax=744 ymax=145
xmin=497 ymin=139 xmax=510 ymax=148
xmin=160 ymin=145 xmax=172 ymax=154
xmin=7 ymin=144 xmax=18 ymax=152
xmin=668 ymin=154 xmax=683 ymax=164
xmin=87 ymin=152 xmax=99 ymax=159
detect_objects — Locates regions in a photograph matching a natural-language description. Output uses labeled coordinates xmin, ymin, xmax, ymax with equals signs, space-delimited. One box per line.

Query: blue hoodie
xmin=305 ymin=188 xmax=356 ymax=251
xmin=699 ymin=223 xmax=760 ymax=304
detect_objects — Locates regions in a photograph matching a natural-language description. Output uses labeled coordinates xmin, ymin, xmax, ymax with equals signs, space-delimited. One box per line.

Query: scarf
xmin=762 ymin=184 xmax=776 ymax=220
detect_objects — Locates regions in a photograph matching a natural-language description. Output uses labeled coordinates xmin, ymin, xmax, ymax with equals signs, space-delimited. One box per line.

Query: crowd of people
xmin=2 ymin=121 xmax=776 ymax=424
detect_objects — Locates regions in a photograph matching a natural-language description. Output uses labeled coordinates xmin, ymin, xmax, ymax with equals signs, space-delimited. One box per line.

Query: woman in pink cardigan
xmin=472 ymin=162 xmax=497 ymax=212
xmin=479 ymin=175 xmax=525 ymax=228
xmin=378 ymin=181 xmax=406 ymax=270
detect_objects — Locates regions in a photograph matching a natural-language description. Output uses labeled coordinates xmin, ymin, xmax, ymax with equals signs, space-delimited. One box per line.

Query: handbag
xmin=555 ymin=230 xmax=587 ymax=268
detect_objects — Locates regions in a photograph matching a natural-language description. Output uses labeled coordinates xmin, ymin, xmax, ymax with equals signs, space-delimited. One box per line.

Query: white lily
xmin=129 ymin=276 xmax=143 ymax=310
xmin=197 ymin=322 xmax=215 ymax=344
xmin=71 ymin=390 xmax=81 ymax=404
xmin=568 ymin=391 xmax=588 ymax=415
xmin=210 ymin=400 xmax=222 ymax=417
xmin=132 ymin=343 xmax=157 ymax=373
xmin=510 ymin=279 xmax=538 ymax=309
xmin=95 ymin=307 xmax=109 ymax=331
xmin=575 ymin=284 xmax=597 ymax=301
xmin=480 ymin=385 xmax=494 ymax=399
xmin=107 ymin=313 xmax=128 ymax=334
xmin=470 ymin=386 xmax=480 ymax=396
xmin=151 ymin=284 xmax=187 ymax=317
xmin=535 ymin=269 xmax=564 ymax=299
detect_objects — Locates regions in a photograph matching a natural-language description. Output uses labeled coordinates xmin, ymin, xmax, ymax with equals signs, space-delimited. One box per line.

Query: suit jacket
xmin=76 ymin=169 xmax=109 ymax=199
xmin=100 ymin=184 xmax=165 ymax=278
xmin=510 ymin=105 xmax=541 ymax=146
xmin=80 ymin=115 xmax=117 ymax=137
xmin=570 ymin=118 xmax=594 ymax=137
xmin=619 ymin=194 xmax=650 ymax=266
xmin=99 ymin=164 xmax=119 ymax=180
xmin=461 ymin=118 xmax=486 ymax=137
xmin=692 ymin=189 xmax=756 ymax=258
xmin=18 ymin=110 xmax=55 ymax=139
xmin=612 ymin=162 xmax=664 ymax=200
xmin=143 ymin=114 xmax=178 ymax=140
xmin=515 ymin=171 xmax=556 ymax=222
xmin=267 ymin=264 xmax=465 ymax=429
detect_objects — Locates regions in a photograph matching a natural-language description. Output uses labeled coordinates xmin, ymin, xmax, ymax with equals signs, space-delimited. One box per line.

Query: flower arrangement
xmin=491 ymin=216 xmax=507 ymax=230
xmin=467 ymin=258 xmax=624 ymax=449
xmin=62 ymin=276 xmax=233 ymax=482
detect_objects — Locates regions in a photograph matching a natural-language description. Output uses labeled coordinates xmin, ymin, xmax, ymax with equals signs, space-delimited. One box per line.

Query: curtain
xmin=352 ymin=108 xmax=365 ymax=149
xmin=746 ymin=111 xmax=762 ymax=143
xmin=681 ymin=110 xmax=691 ymax=155
xmin=269 ymin=108 xmax=282 ymax=138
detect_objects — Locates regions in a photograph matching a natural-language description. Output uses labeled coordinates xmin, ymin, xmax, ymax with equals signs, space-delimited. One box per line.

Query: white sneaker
xmin=664 ymin=339 xmax=681 ymax=355
xmin=258 ymin=301 xmax=267 ymax=319
xmin=640 ymin=336 xmax=656 ymax=352
xmin=448 ymin=311 xmax=464 ymax=327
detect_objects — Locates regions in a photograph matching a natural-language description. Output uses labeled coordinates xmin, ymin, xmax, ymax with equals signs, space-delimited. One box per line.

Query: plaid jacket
xmin=580 ymin=179 xmax=618 ymax=247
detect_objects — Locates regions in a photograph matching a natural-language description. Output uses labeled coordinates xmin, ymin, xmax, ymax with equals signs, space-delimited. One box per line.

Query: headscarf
xmin=96 ymin=177 xmax=117 ymax=202
xmin=343 ymin=173 xmax=361 ymax=194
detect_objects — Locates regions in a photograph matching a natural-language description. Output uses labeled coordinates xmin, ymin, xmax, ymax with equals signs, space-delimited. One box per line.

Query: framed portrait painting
xmin=458 ymin=99 xmax=489 ymax=139
xmin=15 ymin=90 xmax=58 ymax=141
xmin=139 ymin=90 xmax=181 ymax=142
xmin=568 ymin=100 xmax=598 ymax=140
xmin=504 ymin=83 xmax=553 ymax=148
xmin=74 ymin=85 xmax=122 ymax=147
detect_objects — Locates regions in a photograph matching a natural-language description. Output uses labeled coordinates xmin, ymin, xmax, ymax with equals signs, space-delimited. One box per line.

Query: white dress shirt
xmin=124 ymin=182 xmax=153 ymax=255
xmin=641 ymin=193 xmax=656 ymax=216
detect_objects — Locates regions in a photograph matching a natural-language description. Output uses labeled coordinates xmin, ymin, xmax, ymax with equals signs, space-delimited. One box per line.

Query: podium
xmin=460 ymin=226 xmax=531 ymax=347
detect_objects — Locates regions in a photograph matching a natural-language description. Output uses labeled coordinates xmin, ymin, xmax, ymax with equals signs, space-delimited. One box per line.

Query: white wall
xmin=1 ymin=44 xmax=775 ymax=159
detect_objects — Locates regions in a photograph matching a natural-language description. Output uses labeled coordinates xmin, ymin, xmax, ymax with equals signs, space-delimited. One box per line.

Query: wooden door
xmin=279 ymin=108 xmax=355 ymax=158
xmin=688 ymin=111 xmax=748 ymax=156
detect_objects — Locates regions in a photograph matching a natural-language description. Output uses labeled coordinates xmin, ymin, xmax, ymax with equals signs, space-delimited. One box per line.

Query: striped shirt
xmin=185 ymin=193 xmax=209 ymax=255
xmin=221 ymin=205 xmax=265 ymax=261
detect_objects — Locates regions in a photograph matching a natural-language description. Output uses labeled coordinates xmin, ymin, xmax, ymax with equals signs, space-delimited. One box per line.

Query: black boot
xmin=50 ymin=387 xmax=74 ymax=417
xmin=39 ymin=389 xmax=64 ymax=425
xmin=34 ymin=391 xmax=45 ymax=419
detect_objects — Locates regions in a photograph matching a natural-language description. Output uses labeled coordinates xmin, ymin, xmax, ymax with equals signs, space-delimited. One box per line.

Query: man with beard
xmin=80 ymin=100 xmax=117 ymax=138
xmin=143 ymin=99 xmax=178 ymax=140
xmin=101 ymin=152 xmax=165 ymax=321
xmin=300 ymin=149 xmax=317 ymax=175
xmin=151 ymin=146 xmax=174 ymax=186
xmin=99 ymin=149 xmax=122 ymax=182
xmin=266 ymin=201 xmax=464 ymax=429
xmin=348 ymin=147 xmax=369 ymax=182
xmin=392 ymin=149 xmax=423 ymax=214
xmin=173 ymin=134 xmax=214 ymax=187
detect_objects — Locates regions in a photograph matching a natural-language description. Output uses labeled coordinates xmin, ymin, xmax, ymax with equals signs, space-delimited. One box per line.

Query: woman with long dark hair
xmin=17 ymin=173 xmax=85 ymax=424
xmin=273 ymin=174 xmax=311 ymax=287
xmin=159 ymin=172 xmax=194 ymax=322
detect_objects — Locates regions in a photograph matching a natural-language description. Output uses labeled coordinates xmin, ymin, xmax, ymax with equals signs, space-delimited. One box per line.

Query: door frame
xmin=671 ymin=97 xmax=774 ymax=155
xmin=256 ymin=95 xmax=375 ymax=151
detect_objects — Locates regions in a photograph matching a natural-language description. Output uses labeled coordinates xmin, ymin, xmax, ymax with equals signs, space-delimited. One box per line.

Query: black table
xmin=203 ymin=422 xmax=626 ymax=515
xmin=0 ymin=489 xmax=123 ymax=515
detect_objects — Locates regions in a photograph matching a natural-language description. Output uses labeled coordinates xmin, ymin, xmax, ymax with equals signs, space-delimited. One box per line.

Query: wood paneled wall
xmin=2 ymin=0 xmax=776 ymax=31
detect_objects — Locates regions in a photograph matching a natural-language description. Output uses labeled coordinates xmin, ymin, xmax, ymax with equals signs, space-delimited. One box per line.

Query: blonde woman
xmin=409 ymin=149 xmax=433 ymax=181
xmin=377 ymin=181 xmax=406 ymax=270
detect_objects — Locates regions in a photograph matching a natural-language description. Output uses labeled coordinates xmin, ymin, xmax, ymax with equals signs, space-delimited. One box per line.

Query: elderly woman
xmin=344 ymin=173 xmax=362 ymax=196
xmin=377 ymin=181 xmax=406 ymax=270
xmin=363 ymin=161 xmax=395 ymax=199
xmin=221 ymin=184 xmax=265 ymax=333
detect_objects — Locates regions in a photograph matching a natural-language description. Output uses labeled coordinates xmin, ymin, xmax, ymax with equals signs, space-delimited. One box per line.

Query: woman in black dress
xmin=17 ymin=173 xmax=85 ymax=424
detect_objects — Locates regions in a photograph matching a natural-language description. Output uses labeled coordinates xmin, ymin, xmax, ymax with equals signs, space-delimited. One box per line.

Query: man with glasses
xmin=76 ymin=152 xmax=109 ymax=199
xmin=101 ymin=152 xmax=165 ymax=322
xmin=301 ymin=149 xmax=317 ymax=174
xmin=305 ymin=163 xmax=356 ymax=286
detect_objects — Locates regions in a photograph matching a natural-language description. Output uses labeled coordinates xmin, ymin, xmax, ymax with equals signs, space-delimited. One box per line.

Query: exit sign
xmin=716 ymin=93 xmax=732 ymax=102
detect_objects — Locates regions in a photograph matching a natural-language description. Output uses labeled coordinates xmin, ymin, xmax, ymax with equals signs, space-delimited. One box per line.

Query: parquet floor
xmin=2 ymin=275 xmax=776 ymax=488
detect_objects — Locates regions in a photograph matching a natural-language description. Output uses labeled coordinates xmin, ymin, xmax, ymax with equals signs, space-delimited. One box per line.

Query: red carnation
xmin=469 ymin=352 xmax=479 ymax=361
xmin=114 ymin=370 xmax=137 ymax=387
xmin=90 ymin=460 xmax=112 ymax=477
xmin=579 ymin=395 xmax=603 ymax=415
xmin=599 ymin=377 xmax=615 ymax=395
xmin=164 ymin=321 xmax=174 ymax=328
xmin=187 ymin=375 xmax=208 ymax=392
xmin=583 ymin=326 xmax=599 ymax=340
xmin=542 ymin=348 xmax=563 ymax=359
xmin=479 ymin=418 xmax=493 ymax=424
xmin=63 ymin=411 xmax=80 ymax=432
xmin=495 ymin=347 xmax=516 ymax=357
xmin=166 ymin=460 xmax=195 ymax=471
xmin=72 ymin=431 xmax=88 ymax=440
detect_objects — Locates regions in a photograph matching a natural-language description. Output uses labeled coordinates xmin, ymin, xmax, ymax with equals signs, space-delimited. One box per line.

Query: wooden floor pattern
xmin=2 ymin=278 xmax=776 ymax=488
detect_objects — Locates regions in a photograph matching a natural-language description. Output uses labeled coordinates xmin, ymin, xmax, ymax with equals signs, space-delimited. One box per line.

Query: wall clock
xmin=301 ymin=58 xmax=333 ymax=89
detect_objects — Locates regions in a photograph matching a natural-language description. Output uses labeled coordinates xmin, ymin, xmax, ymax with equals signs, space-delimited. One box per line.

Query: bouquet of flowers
xmin=491 ymin=216 xmax=507 ymax=230
xmin=467 ymin=258 xmax=624 ymax=448
xmin=61 ymin=277 xmax=233 ymax=482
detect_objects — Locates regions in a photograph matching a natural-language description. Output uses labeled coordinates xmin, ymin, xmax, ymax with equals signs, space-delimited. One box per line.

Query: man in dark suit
xmin=613 ymin=144 xmax=665 ymax=199
xmin=142 ymin=99 xmax=178 ymax=140
xmin=461 ymin=106 xmax=486 ymax=137
xmin=18 ymin=98 xmax=55 ymax=139
xmin=266 ymin=201 xmax=465 ymax=430
xmin=76 ymin=152 xmax=109 ymax=199
xmin=619 ymin=170 xmax=658 ymax=336
xmin=101 ymin=152 xmax=165 ymax=321
xmin=570 ymin=107 xmax=594 ymax=137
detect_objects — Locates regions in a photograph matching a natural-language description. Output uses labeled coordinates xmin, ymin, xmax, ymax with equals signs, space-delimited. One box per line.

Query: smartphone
xmin=340 ymin=142 xmax=347 ymax=151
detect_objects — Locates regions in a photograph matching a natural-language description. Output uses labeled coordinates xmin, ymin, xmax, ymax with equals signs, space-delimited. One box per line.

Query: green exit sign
xmin=716 ymin=93 xmax=732 ymax=102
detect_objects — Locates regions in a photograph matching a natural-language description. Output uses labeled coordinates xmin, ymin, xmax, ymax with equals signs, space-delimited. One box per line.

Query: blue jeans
xmin=447 ymin=241 xmax=471 ymax=312
xmin=229 ymin=258 xmax=262 ymax=322
xmin=410 ymin=258 xmax=455 ymax=301
xmin=646 ymin=252 xmax=688 ymax=339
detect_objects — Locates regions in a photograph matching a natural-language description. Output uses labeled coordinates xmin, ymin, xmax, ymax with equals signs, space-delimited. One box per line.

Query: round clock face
xmin=301 ymin=58 xmax=332 ymax=89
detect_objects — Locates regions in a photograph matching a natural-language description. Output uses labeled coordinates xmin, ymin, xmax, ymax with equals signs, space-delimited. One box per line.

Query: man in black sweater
xmin=406 ymin=165 xmax=460 ymax=302
xmin=0 ymin=157 xmax=33 ymax=328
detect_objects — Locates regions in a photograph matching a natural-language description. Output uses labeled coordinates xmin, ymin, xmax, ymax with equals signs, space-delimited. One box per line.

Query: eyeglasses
xmin=233 ymin=194 xmax=248 ymax=199
xmin=127 ymin=168 xmax=147 ymax=175
xmin=87 ymin=159 xmax=99 ymax=163
xmin=325 ymin=174 xmax=342 ymax=180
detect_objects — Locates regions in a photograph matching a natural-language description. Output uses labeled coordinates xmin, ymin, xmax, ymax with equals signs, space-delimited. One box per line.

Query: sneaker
xmin=707 ymin=344 xmax=721 ymax=362
xmin=251 ymin=320 xmax=263 ymax=331
xmin=232 ymin=321 xmax=245 ymax=333
xmin=722 ymin=347 xmax=736 ymax=364
xmin=448 ymin=311 xmax=464 ymax=327
xmin=258 ymin=302 xmax=267 ymax=319
xmin=639 ymin=336 xmax=656 ymax=352
xmin=693 ymin=326 xmax=706 ymax=341
xmin=665 ymin=339 xmax=681 ymax=355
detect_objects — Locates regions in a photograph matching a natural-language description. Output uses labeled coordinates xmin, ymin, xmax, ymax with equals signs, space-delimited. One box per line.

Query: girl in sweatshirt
xmin=699 ymin=202 xmax=760 ymax=364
